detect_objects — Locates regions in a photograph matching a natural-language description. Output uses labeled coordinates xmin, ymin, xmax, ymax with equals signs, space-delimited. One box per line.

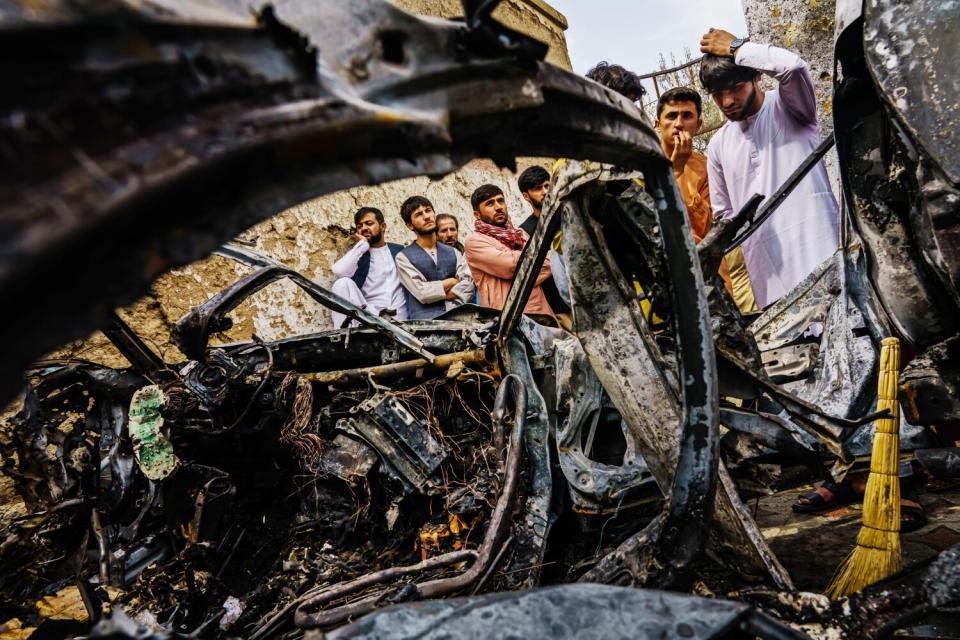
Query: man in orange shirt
xmin=655 ymin=86 xmax=757 ymax=311
xmin=464 ymin=184 xmax=554 ymax=319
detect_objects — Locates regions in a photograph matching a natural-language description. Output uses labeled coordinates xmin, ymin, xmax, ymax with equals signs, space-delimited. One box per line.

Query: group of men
xmin=587 ymin=28 xmax=839 ymax=311
xmin=329 ymin=170 xmax=564 ymax=329
xmin=588 ymin=32 xmax=877 ymax=518
xmin=330 ymin=28 xmax=840 ymax=332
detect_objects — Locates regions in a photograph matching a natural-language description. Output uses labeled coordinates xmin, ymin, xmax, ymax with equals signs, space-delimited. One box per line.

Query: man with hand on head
xmin=394 ymin=196 xmax=474 ymax=320
xmin=330 ymin=206 xmax=407 ymax=328
xmin=699 ymin=28 xmax=839 ymax=309
xmin=464 ymin=184 xmax=554 ymax=319
xmin=584 ymin=62 xmax=757 ymax=310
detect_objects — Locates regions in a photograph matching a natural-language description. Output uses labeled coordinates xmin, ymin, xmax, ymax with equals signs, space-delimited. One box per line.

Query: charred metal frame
xmin=172 ymin=250 xmax=435 ymax=363
xmin=0 ymin=0 xmax=664 ymax=406
xmin=1 ymin=0 xmax=724 ymax=605
xmin=2 ymin=0 xmax=959 ymax=636
xmin=833 ymin=0 xmax=960 ymax=429
xmin=291 ymin=374 xmax=527 ymax=630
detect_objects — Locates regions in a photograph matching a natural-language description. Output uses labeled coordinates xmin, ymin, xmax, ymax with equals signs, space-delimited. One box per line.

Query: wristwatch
xmin=729 ymin=36 xmax=749 ymax=58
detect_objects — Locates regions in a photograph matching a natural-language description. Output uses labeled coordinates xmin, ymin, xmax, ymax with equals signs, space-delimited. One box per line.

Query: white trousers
xmin=329 ymin=278 xmax=407 ymax=328
xmin=330 ymin=278 xmax=367 ymax=329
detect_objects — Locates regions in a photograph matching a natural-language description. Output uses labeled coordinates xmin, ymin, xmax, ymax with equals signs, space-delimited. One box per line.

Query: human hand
xmin=699 ymin=28 xmax=736 ymax=57
xmin=671 ymin=131 xmax=693 ymax=176
xmin=442 ymin=277 xmax=459 ymax=292
xmin=353 ymin=230 xmax=367 ymax=244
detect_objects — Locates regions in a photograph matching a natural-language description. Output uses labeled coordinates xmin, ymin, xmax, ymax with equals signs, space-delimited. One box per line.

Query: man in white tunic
xmin=699 ymin=29 xmax=840 ymax=309
xmin=330 ymin=206 xmax=407 ymax=328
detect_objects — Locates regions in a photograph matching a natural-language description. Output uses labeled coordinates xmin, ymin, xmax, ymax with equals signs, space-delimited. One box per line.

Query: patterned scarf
xmin=474 ymin=219 xmax=527 ymax=251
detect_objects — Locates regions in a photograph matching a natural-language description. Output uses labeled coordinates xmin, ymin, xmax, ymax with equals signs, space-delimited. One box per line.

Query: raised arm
xmin=331 ymin=239 xmax=369 ymax=279
xmin=395 ymin=252 xmax=446 ymax=304
xmin=734 ymin=42 xmax=817 ymax=126
xmin=700 ymin=30 xmax=817 ymax=127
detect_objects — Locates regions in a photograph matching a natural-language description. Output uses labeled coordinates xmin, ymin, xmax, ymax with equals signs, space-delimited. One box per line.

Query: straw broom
xmin=827 ymin=337 xmax=902 ymax=598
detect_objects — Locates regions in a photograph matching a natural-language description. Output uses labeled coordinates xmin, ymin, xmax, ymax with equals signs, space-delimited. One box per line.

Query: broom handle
xmin=871 ymin=338 xmax=901 ymax=475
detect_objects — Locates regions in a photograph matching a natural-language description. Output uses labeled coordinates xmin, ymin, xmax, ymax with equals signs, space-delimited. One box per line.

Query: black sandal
xmin=792 ymin=480 xmax=855 ymax=514
xmin=900 ymin=485 xmax=928 ymax=533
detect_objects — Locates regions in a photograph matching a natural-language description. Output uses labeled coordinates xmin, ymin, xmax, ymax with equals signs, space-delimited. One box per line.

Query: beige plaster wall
xmin=55 ymin=161 xmax=551 ymax=368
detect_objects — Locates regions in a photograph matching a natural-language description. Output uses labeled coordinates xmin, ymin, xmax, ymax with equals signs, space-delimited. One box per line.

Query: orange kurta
xmin=676 ymin=151 xmax=715 ymax=243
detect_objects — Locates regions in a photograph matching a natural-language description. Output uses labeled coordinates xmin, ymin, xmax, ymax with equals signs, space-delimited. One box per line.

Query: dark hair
xmin=435 ymin=213 xmax=458 ymax=229
xmin=657 ymin=86 xmax=703 ymax=118
xmin=698 ymin=54 xmax=760 ymax=94
xmin=399 ymin=195 xmax=434 ymax=224
xmin=354 ymin=206 xmax=384 ymax=226
xmin=471 ymin=184 xmax=504 ymax=211
xmin=517 ymin=165 xmax=549 ymax=194
xmin=585 ymin=61 xmax=646 ymax=101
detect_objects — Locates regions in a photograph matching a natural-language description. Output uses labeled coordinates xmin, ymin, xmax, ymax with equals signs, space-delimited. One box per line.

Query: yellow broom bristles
xmin=827 ymin=337 xmax=902 ymax=598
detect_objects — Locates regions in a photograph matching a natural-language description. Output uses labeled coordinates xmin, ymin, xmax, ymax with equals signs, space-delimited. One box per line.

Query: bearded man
xmin=330 ymin=206 xmax=406 ymax=328
xmin=700 ymin=29 xmax=839 ymax=309
xmin=464 ymin=184 xmax=553 ymax=318
xmin=435 ymin=213 xmax=465 ymax=253
xmin=516 ymin=165 xmax=572 ymax=320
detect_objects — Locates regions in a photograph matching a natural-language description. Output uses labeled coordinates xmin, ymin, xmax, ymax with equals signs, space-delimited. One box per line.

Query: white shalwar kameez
xmin=706 ymin=42 xmax=840 ymax=309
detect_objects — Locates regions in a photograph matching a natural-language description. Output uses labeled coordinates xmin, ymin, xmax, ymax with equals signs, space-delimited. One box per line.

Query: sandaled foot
xmin=900 ymin=485 xmax=928 ymax=533
xmin=793 ymin=481 xmax=855 ymax=514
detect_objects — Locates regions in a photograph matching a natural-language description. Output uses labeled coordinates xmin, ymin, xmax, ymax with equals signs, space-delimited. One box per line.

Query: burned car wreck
xmin=1 ymin=0 xmax=959 ymax=638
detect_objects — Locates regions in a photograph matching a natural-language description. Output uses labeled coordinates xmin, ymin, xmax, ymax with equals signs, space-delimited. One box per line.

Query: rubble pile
xmin=1 ymin=309 xmax=510 ymax=636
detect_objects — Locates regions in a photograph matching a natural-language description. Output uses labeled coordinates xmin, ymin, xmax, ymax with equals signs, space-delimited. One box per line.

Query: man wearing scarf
xmin=464 ymin=184 xmax=554 ymax=319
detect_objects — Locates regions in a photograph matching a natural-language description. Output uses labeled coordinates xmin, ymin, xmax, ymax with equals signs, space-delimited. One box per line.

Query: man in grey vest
xmin=395 ymin=196 xmax=475 ymax=320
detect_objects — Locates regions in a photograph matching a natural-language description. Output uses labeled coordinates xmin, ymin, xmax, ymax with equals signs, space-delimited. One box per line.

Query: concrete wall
xmin=52 ymin=2 xmax=570 ymax=369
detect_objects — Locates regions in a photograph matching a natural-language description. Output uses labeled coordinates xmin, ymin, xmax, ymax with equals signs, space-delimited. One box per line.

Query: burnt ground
xmin=1 ymin=441 xmax=958 ymax=636
xmin=756 ymin=482 xmax=960 ymax=592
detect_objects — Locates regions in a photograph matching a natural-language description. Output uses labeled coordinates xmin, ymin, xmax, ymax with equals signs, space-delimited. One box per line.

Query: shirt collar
xmin=737 ymin=90 xmax=769 ymax=132
xmin=737 ymin=111 xmax=759 ymax=132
